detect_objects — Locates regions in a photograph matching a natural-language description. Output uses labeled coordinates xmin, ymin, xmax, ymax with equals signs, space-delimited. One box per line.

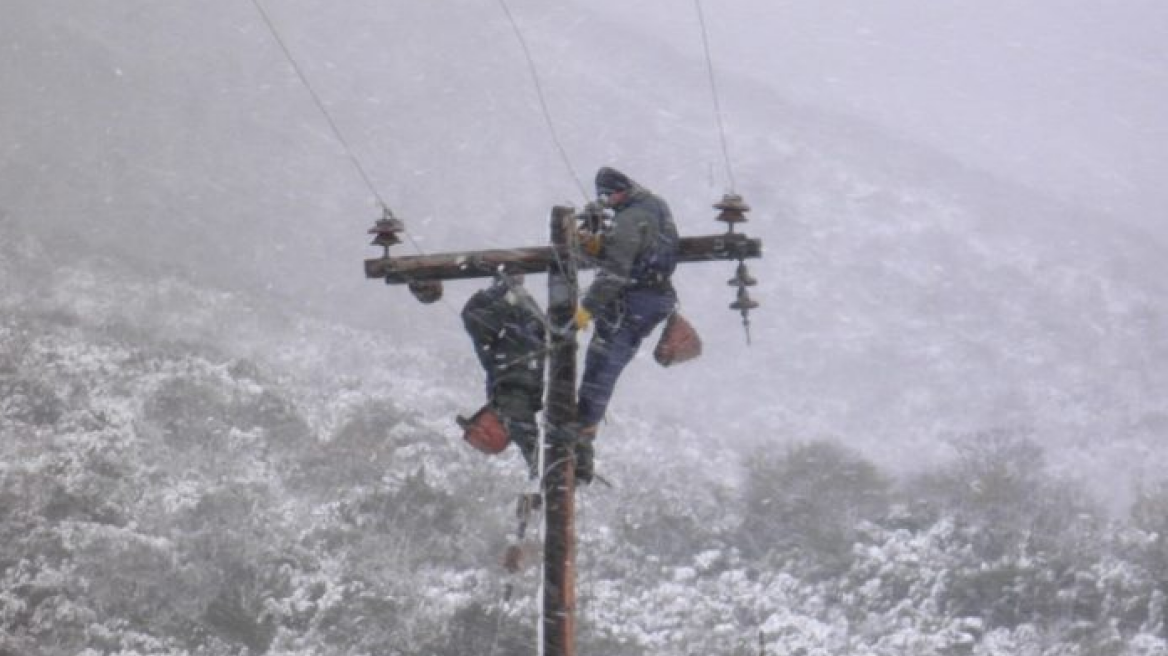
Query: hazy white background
xmin=2 ymin=0 xmax=1166 ymax=508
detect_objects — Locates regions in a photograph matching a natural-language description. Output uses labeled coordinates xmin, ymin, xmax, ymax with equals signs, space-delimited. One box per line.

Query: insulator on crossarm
xmin=369 ymin=230 xmax=402 ymax=252
xmin=714 ymin=193 xmax=751 ymax=233
xmin=730 ymin=286 xmax=759 ymax=313
xmin=368 ymin=211 xmax=406 ymax=257
xmin=728 ymin=261 xmax=758 ymax=287
xmin=730 ymin=286 xmax=759 ymax=345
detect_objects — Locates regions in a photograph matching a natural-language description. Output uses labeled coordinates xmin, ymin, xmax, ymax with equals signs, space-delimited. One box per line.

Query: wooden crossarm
xmin=364 ymin=233 xmax=762 ymax=283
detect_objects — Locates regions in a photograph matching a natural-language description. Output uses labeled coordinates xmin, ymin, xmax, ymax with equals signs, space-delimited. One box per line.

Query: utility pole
xmin=543 ymin=206 xmax=579 ymax=656
xmin=365 ymin=195 xmax=761 ymax=656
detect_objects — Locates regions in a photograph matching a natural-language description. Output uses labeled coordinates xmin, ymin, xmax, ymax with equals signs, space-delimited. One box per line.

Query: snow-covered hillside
xmin=3 ymin=0 xmax=1168 ymax=653
xmin=3 ymin=232 xmax=1167 ymax=655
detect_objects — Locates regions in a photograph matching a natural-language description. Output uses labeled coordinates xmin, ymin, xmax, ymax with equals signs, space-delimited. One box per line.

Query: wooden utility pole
xmin=543 ymin=206 xmax=579 ymax=656
xmin=366 ymin=196 xmax=761 ymax=656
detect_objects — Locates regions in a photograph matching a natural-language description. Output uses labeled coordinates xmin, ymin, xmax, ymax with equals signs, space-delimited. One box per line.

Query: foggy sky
xmin=2 ymin=0 xmax=1166 ymax=507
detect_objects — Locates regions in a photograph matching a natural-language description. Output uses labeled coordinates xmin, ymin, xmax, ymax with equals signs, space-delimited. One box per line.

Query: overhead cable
xmin=694 ymin=0 xmax=738 ymax=193
xmin=250 ymin=0 xmax=388 ymax=211
xmin=494 ymin=0 xmax=590 ymax=203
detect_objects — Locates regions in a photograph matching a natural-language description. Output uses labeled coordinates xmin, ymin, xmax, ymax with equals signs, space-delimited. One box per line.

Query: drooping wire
xmin=493 ymin=0 xmax=591 ymax=204
xmin=693 ymin=0 xmax=738 ymax=193
xmin=249 ymin=0 xmax=388 ymax=211
xmin=250 ymin=0 xmax=438 ymax=267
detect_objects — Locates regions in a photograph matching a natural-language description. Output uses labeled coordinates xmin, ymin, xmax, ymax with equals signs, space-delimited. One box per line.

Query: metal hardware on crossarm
xmin=368 ymin=208 xmax=405 ymax=258
xmin=714 ymin=194 xmax=760 ymax=344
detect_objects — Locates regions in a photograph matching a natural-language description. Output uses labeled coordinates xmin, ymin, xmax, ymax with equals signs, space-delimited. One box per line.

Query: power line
xmin=249 ymin=0 xmax=389 ymax=212
xmin=250 ymin=0 xmax=441 ymax=267
xmin=494 ymin=0 xmax=590 ymax=203
xmin=694 ymin=0 xmax=738 ymax=193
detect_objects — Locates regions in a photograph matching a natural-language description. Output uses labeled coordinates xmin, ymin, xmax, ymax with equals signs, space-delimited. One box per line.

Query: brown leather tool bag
xmin=458 ymin=405 xmax=510 ymax=454
xmin=653 ymin=312 xmax=702 ymax=367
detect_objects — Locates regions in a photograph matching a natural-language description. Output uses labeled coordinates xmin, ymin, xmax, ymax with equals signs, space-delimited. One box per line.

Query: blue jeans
xmin=578 ymin=289 xmax=676 ymax=427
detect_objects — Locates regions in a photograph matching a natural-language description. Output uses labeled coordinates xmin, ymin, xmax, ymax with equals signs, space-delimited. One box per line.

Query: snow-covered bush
xmin=3 ymin=265 xmax=1166 ymax=655
xmin=739 ymin=439 xmax=891 ymax=575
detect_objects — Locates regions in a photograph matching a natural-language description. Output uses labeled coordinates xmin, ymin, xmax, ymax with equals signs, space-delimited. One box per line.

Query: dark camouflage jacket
xmin=461 ymin=279 xmax=546 ymax=402
xmin=582 ymin=186 xmax=679 ymax=314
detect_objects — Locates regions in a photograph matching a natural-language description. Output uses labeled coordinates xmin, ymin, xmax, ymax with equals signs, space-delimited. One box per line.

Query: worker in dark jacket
xmin=573 ymin=167 xmax=679 ymax=482
xmin=462 ymin=272 xmax=547 ymax=478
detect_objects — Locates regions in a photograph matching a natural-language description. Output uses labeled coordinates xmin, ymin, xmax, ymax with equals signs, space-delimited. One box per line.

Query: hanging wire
xmin=693 ymin=0 xmax=738 ymax=193
xmin=251 ymin=7 xmax=586 ymax=649
xmin=251 ymin=0 xmax=453 ymax=303
xmin=252 ymin=0 xmax=586 ymax=271
xmin=249 ymin=0 xmax=389 ymax=211
xmin=493 ymin=0 xmax=591 ymax=203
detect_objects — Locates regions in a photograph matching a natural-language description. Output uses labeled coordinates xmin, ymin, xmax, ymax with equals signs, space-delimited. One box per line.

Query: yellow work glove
xmin=574 ymin=307 xmax=593 ymax=331
xmin=578 ymin=231 xmax=604 ymax=257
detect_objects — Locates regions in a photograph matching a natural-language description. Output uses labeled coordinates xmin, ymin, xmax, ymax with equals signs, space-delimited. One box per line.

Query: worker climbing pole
xmin=251 ymin=0 xmax=762 ymax=650
xmin=362 ymin=6 xmax=762 ymax=655
xmin=364 ymin=194 xmax=761 ymax=656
